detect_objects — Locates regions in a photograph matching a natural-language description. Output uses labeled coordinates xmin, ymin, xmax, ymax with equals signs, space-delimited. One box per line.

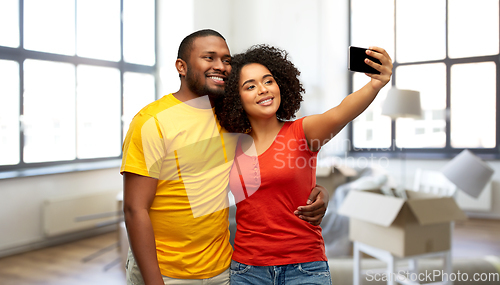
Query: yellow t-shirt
xmin=121 ymin=94 xmax=239 ymax=279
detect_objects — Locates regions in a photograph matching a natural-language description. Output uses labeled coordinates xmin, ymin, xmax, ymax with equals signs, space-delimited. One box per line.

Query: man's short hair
xmin=177 ymin=29 xmax=226 ymax=63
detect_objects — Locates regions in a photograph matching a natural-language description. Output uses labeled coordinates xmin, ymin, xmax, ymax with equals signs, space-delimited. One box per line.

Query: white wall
xmin=157 ymin=0 xmax=194 ymax=96
xmin=193 ymin=0 xmax=233 ymax=44
xmin=0 ymin=167 xmax=122 ymax=256
xmin=230 ymin=0 xmax=326 ymax=105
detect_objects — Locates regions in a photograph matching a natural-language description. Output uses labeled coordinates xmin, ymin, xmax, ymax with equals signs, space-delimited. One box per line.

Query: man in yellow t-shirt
xmin=121 ymin=29 xmax=329 ymax=285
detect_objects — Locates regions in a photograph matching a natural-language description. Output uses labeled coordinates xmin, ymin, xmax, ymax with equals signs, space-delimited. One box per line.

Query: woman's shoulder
xmin=285 ymin=117 xmax=307 ymax=129
xmin=289 ymin=117 xmax=306 ymax=124
xmin=280 ymin=118 xmax=306 ymax=139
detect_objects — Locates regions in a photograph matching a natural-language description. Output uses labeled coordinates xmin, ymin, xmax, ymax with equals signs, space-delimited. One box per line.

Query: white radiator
xmin=43 ymin=190 xmax=121 ymax=237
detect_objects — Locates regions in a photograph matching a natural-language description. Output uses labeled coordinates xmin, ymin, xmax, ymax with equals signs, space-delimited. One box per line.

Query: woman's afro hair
xmin=214 ymin=44 xmax=304 ymax=133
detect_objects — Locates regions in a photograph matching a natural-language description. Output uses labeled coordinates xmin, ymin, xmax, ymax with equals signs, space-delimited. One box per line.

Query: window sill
xmin=346 ymin=151 xmax=500 ymax=161
xmin=0 ymin=159 xmax=122 ymax=180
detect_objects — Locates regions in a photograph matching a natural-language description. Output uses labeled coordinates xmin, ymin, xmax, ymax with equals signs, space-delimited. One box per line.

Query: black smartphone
xmin=348 ymin=46 xmax=381 ymax=74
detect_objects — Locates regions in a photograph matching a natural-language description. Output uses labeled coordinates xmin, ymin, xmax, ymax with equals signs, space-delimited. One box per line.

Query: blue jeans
xmin=230 ymin=260 xmax=332 ymax=285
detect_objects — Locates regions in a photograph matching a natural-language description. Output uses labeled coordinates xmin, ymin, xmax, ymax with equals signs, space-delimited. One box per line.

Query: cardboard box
xmin=316 ymin=165 xmax=358 ymax=197
xmin=338 ymin=189 xmax=467 ymax=257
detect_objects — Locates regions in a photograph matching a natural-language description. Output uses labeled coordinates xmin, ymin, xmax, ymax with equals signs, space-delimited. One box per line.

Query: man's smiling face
xmin=185 ymin=35 xmax=232 ymax=100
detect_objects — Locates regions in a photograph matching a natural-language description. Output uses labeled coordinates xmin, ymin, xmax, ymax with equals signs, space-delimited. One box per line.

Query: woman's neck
xmin=246 ymin=116 xmax=284 ymax=156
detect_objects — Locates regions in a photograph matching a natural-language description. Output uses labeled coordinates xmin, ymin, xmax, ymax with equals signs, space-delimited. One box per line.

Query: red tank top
xmin=229 ymin=118 xmax=327 ymax=266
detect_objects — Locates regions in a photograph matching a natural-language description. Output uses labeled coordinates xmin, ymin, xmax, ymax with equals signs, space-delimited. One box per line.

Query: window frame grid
xmin=347 ymin=0 xmax=500 ymax=158
xmin=0 ymin=0 xmax=158 ymax=172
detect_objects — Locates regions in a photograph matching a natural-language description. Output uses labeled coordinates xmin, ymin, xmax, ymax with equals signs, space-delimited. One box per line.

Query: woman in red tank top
xmin=214 ymin=44 xmax=392 ymax=285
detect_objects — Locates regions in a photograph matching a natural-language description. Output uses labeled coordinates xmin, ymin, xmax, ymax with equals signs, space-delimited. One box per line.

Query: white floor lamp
xmin=381 ymin=88 xmax=422 ymax=196
xmin=441 ymin=149 xmax=495 ymax=198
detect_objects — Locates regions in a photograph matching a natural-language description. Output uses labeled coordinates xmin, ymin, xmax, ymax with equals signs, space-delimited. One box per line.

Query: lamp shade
xmin=441 ymin=149 xmax=494 ymax=198
xmin=381 ymin=88 xmax=422 ymax=119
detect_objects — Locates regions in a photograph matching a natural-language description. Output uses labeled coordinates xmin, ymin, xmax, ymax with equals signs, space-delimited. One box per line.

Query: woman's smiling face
xmin=238 ymin=63 xmax=281 ymax=120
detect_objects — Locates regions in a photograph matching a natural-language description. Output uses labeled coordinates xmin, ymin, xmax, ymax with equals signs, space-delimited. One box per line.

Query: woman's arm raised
xmin=303 ymin=46 xmax=393 ymax=151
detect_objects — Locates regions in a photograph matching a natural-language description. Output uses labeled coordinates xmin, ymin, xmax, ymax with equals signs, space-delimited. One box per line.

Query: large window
xmin=0 ymin=0 xmax=157 ymax=171
xmin=349 ymin=0 xmax=499 ymax=155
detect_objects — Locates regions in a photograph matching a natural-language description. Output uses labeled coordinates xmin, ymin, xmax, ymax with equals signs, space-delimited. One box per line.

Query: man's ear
xmin=176 ymin=59 xmax=187 ymax=77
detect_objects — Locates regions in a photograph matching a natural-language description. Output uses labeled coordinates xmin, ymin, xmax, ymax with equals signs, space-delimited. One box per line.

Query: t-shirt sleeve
xmin=289 ymin=117 xmax=321 ymax=155
xmin=120 ymin=112 xmax=165 ymax=179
